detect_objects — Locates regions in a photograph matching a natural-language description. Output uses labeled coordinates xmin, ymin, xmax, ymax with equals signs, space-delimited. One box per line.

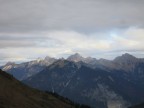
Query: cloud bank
xmin=0 ymin=0 xmax=144 ymax=32
xmin=0 ymin=0 xmax=144 ymax=65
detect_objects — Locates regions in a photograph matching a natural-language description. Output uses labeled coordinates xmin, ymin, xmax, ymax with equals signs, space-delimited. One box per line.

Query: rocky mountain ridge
xmin=2 ymin=53 xmax=144 ymax=108
xmin=23 ymin=59 xmax=144 ymax=108
xmin=1 ymin=56 xmax=57 ymax=80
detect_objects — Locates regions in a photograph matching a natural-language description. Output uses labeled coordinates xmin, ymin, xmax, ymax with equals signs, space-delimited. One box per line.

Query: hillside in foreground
xmin=0 ymin=69 xmax=77 ymax=108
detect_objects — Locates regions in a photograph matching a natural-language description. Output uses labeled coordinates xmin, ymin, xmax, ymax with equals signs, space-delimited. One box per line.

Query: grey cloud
xmin=0 ymin=40 xmax=36 ymax=48
xmin=0 ymin=33 xmax=64 ymax=48
xmin=0 ymin=0 xmax=144 ymax=65
xmin=0 ymin=35 xmax=47 ymax=40
xmin=0 ymin=0 xmax=144 ymax=32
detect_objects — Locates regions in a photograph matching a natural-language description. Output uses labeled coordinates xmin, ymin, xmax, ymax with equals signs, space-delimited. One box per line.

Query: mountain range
xmin=1 ymin=56 xmax=57 ymax=80
xmin=1 ymin=53 xmax=144 ymax=108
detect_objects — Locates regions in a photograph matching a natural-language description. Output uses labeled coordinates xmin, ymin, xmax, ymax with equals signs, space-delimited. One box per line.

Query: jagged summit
xmin=67 ymin=53 xmax=84 ymax=62
xmin=1 ymin=56 xmax=57 ymax=80
xmin=45 ymin=56 xmax=53 ymax=60
xmin=2 ymin=62 xmax=16 ymax=71
xmin=114 ymin=53 xmax=137 ymax=63
xmin=5 ymin=62 xmax=16 ymax=66
xmin=122 ymin=53 xmax=136 ymax=58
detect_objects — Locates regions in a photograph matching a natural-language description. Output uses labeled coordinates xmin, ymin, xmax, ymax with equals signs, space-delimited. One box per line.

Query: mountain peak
xmin=114 ymin=53 xmax=137 ymax=63
xmin=69 ymin=53 xmax=82 ymax=58
xmin=5 ymin=62 xmax=16 ymax=66
xmin=44 ymin=56 xmax=52 ymax=60
xmin=2 ymin=62 xmax=16 ymax=71
xmin=122 ymin=53 xmax=134 ymax=57
xmin=67 ymin=53 xmax=84 ymax=62
xmin=74 ymin=53 xmax=81 ymax=56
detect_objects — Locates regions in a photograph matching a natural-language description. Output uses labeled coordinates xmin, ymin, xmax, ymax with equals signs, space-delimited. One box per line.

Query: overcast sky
xmin=0 ymin=0 xmax=144 ymax=65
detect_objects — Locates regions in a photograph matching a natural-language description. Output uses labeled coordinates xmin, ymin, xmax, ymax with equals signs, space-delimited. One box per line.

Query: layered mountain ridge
xmin=23 ymin=58 xmax=144 ymax=108
xmin=2 ymin=53 xmax=144 ymax=108
xmin=1 ymin=56 xmax=57 ymax=80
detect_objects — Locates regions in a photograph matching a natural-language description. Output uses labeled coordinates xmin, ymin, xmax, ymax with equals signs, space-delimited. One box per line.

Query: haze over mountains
xmin=1 ymin=53 xmax=144 ymax=108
